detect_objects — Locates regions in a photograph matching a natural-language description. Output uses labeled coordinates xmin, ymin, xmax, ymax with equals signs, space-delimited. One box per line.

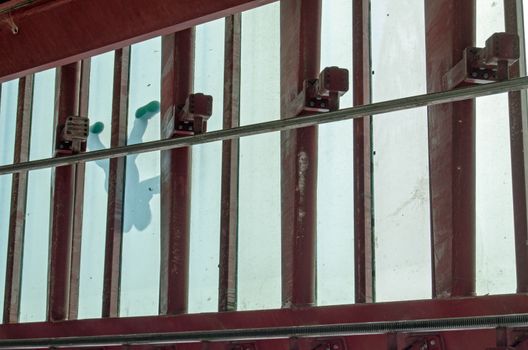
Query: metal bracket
xmin=287 ymin=66 xmax=349 ymax=116
xmin=444 ymin=32 xmax=519 ymax=90
xmin=174 ymin=93 xmax=213 ymax=136
xmin=228 ymin=342 xmax=257 ymax=350
xmin=56 ymin=115 xmax=89 ymax=155
xmin=404 ymin=335 xmax=444 ymax=350
xmin=311 ymin=337 xmax=347 ymax=350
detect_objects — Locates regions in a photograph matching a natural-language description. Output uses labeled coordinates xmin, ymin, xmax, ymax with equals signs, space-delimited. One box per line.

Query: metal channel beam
xmin=159 ymin=29 xmax=195 ymax=315
xmin=0 ymin=0 xmax=276 ymax=83
xmin=0 ymin=294 xmax=527 ymax=345
xmin=47 ymin=62 xmax=81 ymax=321
xmin=504 ymin=0 xmax=528 ymax=293
xmin=425 ymin=0 xmax=476 ymax=298
xmin=280 ymin=0 xmax=321 ymax=309
xmin=353 ymin=0 xmax=374 ymax=304
xmin=102 ymin=47 xmax=130 ymax=318
xmin=3 ymin=75 xmax=33 ymax=323
xmin=219 ymin=14 xmax=241 ymax=312
xmin=68 ymin=58 xmax=90 ymax=320
xmin=0 ymin=77 xmax=526 ymax=176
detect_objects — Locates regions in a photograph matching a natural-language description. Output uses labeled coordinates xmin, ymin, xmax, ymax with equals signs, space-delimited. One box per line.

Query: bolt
xmin=430 ymin=340 xmax=436 ymax=346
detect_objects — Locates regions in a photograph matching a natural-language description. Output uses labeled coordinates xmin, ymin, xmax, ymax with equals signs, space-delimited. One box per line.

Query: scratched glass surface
xmin=317 ymin=0 xmax=355 ymax=306
xmin=20 ymin=69 xmax=55 ymax=322
xmin=188 ymin=19 xmax=224 ymax=313
xmin=371 ymin=0 xmax=432 ymax=301
xmin=0 ymin=79 xmax=19 ymax=321
xmin=238 ymin=2 xmax=281 ymax=310
xmin=120 ymin=37 xmax=161 ymax=316
xmin=475 ymin=0 xmax=516 ymax=295
xmin=78 ymin=52 xmax=115 ymax=319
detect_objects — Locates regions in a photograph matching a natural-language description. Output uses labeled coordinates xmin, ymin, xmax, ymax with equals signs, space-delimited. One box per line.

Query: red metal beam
xmin=504 ymin=0 xmax=528 ymax=293
xmin=352 ymin=0 xmax=374 ymax=304
xmin=0 ymin=0 xmax=276 ymax=83
xmin=102 ymin=47 xmax=130 ymax=318
xmin=3 ymin=75 xmax=33 ymax=323
xmin=0 ymin=294 xmax=526 ymax=339
xmin=425 ymin=0 xmax=476 ymax=298
xmin=159 ymin=29 xmax=195 ymax=315
xmin=47 ymin=62 xmax=81 ymax=321
xmin=280 ymin=0 xmax=321 ymax=309
xmin=219 ymin=14 xmax=241 ymax=313
xmin=68 ymin=58 xmax=90 ymax=320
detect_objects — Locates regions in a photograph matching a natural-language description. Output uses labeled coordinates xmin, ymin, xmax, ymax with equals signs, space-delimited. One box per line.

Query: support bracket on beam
xmin=174 ymin=93 xmax=213 ymax=136
xmin=444 ymin=32 xmax=519 ymax=90
xmin=56 ymin=115 xmax=89 ymax=155
xmin=404 ymin=334 xmax=445 ymax=350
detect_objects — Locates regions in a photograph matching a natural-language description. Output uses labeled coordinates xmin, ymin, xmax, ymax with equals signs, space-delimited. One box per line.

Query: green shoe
xmin=135 ymin=100 xmax=160 ymax=120
xmin=90 ymin=121 xmax=105 ymax=134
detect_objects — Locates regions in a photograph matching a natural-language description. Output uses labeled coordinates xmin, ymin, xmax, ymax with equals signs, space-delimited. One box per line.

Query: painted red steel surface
xmin=3 ymin=75 xmax=33 ymax=323
xmin=504 ymin=0 xmax=528 ymax=293
xmin=102 ymin=48 xmax=130 ymax=318
xmin=0 ymin=0 xmax=276 ymax=83
xmin=68 ymin=58 xmax=90 ymax=320
xmin=425 ymin=0 xmax=476 ymax=298
xmin=353 ymin=0 xmax=374 ymax=304
xmin=219 ymin=14 xmax=241 ymax=312
xmin=47 ymin=62 xmax=82 ymax=321
xmin=0 ymin=294 xmax=527 ymax=340
xmin=159 ymin=29 xmax=195 ymax=315
xmin=280 ymin=0 xmax=321 ymax=309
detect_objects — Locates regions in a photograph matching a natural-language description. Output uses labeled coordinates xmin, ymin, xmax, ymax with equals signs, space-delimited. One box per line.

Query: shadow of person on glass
xmin=87 ymin=101 xmax=161 ymax=233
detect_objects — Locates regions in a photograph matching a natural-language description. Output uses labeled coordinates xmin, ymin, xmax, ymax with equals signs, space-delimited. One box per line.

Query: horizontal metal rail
xmin=1 ymin=77 xmax=527 ymax=176
xmin=2 ymin=313 xmax=528 ymax=348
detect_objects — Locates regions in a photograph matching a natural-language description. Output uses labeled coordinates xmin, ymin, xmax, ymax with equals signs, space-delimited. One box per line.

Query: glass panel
xmin=188 ymin=19 xmax=224 ymax=313
xmin=371 ymin=0 xmax=431 ymax=301
xmin=78 ymin=51 xmax=115 ymax=318
xmin=475 ymin=0 xmax=516 ymax=295
xmin=0 ymin=79 xmax=19 ymax=321
xmin=120 ymin=37 xmax=161 ymax=316
xmin=238 ymin=2 xmax=281 ymax=310
xmin=317 ymin=0 xmax=355 ymax=306
xmin=20 ymin=69 xmax=56 ymax=322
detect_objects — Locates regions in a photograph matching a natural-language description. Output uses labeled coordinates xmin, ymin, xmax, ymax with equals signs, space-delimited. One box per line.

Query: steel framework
xmin=0 ymin=0 xmax=527 ymax=349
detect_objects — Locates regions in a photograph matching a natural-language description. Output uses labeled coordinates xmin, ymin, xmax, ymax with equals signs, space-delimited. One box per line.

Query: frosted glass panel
xmin=188 ymin=19 xmax=224 ymax=313
xmin=238 ymin=3 xmax=281 ymax=310
xmin=78 ymin=52 xmax=115 ymax=318
xmin=371 ymin=0 xmax=431 ymax=301
xmin=20 ymin=69 xmax=55 ymax=322
xmin=317 ymin=0 xmax=355 ymax=306
xmin=120 ymin=37 xmax=161 ymax=316
xmin=475 ymin=0 xmax=516 ymax=295
xmin=0 ymin=79 xmax=19 ymax=320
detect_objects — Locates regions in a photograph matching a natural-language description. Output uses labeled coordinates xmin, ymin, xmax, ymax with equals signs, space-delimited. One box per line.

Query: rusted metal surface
xmin=425 ymin=0 xmax=476 ymax=298
xmin=280 ymin=0 xmax=321 ymax=309
xmin=102 ymin=47 xmax=130 ymax=318
xmin=47 ymin=62 xmax=81 ymax=321
xmin=0 ymin=0 xmax=276 ymax=83
xmin=68 ymin=58 xmax=90 ymax=320
xmin=3 ymin=75 xmax=33 ymax=324
xmin=159 ymin=29 xmax=195 ymax=315
xmin=504 ymin=0 xmax=528 ymax=293
xmin=352 ymin=0 xmax=374 ymax=304
xmin=0 ymin=294 xmax=527 ymax=341
xmin=219 ymin=14 xmax=241 ymax=313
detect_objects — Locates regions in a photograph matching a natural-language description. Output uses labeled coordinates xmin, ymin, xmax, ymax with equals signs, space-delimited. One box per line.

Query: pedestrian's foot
xmin=90 ymin=121 xmax=105 ymax=134
xmin=135 ymin=100 xmax=160 ymax=120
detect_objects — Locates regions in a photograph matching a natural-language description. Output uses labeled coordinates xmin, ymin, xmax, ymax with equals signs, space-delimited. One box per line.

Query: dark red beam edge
xmin=352 ymin=0 xmax=374 ymax=304
xmin=0 ymin=295 xmax=526 ymax=339
xmin=0 ymin=0 xmax=276 ymax=83
xmin=425 ymin=0 xmax=476 ymax=298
